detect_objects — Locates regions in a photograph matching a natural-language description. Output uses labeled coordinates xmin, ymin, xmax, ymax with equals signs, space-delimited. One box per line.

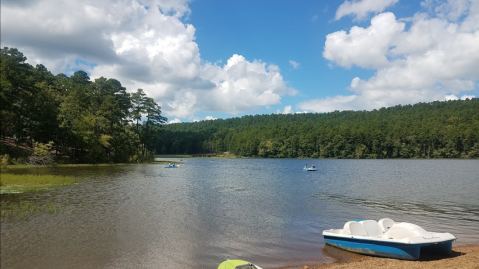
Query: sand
xmin=296 ymin=244 xmax=479 ymax=269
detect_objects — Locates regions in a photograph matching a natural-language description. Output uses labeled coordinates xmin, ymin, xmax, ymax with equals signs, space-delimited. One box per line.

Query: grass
xmin=0 ymin=162 xmax=173 ymax=170
xmin=0 ymin=164 xmax=33 ymax=169
xmin=0 ymin=173 xmax=76 ymax=194
xmin=0 ymin=163 xmax=130 ymax=170
xmin=0 ymin=173 xmax=76 ymax=220
xmin=0 ymin=200 xmax=58 ymax=220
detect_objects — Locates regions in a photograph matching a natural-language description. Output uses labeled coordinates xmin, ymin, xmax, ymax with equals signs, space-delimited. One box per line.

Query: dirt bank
xmin=298 ymin=244 xmax=479 ymax=269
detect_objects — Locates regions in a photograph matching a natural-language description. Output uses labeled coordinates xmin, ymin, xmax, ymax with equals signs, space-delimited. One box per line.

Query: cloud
xmin=276 ymin=105 xmax=293 ymax=114
xmin=196 ymin=55 xmax=297 ymax=115
xmin=275 ymin=105 xmax=309 ymax=114
xmin=289 ymin=60 xmax=300 ymax=69
xmin=299 ymin=95 xmax=359 ymax=112
xmin=324 ymin=12 xmax=405 ymax=69
xmin=1 ymin=0 xmax=295 ymax=121
xmin=168 ymin=118 xmax=182 ymax=124
xmin=446 ymin=94 xmax=477 ymax=101
xmin=308 ymin=2 xmax=479 ymax=113
xmin=335 ymin=0 xmax=399 ymax=21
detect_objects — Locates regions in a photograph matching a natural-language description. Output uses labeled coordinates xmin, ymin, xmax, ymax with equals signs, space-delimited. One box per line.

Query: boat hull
xmin=323 ymin=235 xmax=454 ymax=260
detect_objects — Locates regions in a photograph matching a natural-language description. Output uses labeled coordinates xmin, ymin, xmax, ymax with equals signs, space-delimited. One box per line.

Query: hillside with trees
xmin=2 ymin=47 xmax=478 ymax=162
xmin=1 ymin=47 xmax=166 ymax=164
xmin=158 ymin=98 xmax=479 ymax=159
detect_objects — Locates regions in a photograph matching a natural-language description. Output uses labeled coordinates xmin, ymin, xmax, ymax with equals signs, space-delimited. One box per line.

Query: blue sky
xmin=2 ymin=0 xmax=478 ymax=123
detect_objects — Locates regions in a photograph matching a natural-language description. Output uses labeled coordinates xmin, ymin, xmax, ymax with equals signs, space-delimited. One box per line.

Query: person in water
xmin=312 ymin=164 xmax=315 ymax=168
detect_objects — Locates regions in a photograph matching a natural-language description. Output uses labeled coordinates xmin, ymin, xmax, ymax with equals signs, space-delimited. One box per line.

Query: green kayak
xmin=217 ymin=259 xmax=262 ymax=269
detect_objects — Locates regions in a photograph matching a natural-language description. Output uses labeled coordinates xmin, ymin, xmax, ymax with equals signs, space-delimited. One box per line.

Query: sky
xmin=2 ymin=0 xmax=478 ymax=123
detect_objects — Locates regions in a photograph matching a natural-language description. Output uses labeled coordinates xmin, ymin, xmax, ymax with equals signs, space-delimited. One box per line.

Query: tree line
xmin=158 ymin=98 xmax=479 ymax=159
xmin=1 ymin=47 xmax=167 ymax=163
xmin=2 ymin=47 xmax=478 ymax=162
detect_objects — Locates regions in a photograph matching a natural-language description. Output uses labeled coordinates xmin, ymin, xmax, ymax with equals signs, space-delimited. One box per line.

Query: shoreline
xmin=284 ymin=244 xmax=479 ymax=269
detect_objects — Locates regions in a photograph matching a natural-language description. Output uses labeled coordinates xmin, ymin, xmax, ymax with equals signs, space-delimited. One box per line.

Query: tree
xmin=140 ymin=97 xmax=167 ymax=155
xmin=0 ymin=47 xmax=37 ymax=140
xmin=130 ymin=89 xmax=146 ymax=133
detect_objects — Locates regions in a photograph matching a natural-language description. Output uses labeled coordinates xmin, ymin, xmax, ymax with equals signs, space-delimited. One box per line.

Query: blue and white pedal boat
xmin=303 ymin=166 xmax=317 ymax=171
xmin=165 ymin=165 xmax=178 ymax=168
xmin=322 ymin=218 xmax=456 ymax=260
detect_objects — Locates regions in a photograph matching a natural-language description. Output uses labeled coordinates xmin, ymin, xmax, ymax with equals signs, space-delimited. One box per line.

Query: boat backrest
xmin=348 ymin=222 xmax=368 ymax=236
xmin=378 ymin=218 xmax=395 ymax=232
xmin=342 ymin=221 xmax=354 ymax=235
xmin=361 ymin=220 xmax=384 ymax=236
xmin=383 ymin=222 xmax=430 ymax=239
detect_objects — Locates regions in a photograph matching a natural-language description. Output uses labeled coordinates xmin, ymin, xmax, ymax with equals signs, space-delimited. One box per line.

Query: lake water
xmin=1 ymin=159 xmax=479 ymax=268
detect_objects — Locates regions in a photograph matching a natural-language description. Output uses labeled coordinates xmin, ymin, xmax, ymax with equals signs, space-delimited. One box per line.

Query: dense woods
xmin=158 ymin=99 xmax=479 ymax=159
xmin=2 ymin=47 xmax=478 ymax=163
xmin=1 ymin=47 xmax=166 ymax=163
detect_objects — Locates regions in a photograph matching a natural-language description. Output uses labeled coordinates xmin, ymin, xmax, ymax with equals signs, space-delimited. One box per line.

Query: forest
xmin=2 ymin=47 xmax=479 ymax=163
xmin=158 ymin=99 xmax=479 ymax=159
xmin=1 ymin=47 xmax=166 ymax=164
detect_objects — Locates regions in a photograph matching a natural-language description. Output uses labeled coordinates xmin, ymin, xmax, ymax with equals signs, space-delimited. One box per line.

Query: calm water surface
xmin=1 ymin=159 xmax=478 ymax=268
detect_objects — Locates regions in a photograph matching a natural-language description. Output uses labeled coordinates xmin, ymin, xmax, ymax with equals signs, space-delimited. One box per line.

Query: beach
xmin=294 ymin=244 xmax=479 ymax=269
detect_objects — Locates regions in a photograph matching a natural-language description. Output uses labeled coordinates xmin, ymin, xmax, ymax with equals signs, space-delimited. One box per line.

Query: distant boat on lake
xmin=303 ymin=164 xmax=317 ymax=171
xmin=165 ymin=164 xmax=179 ymax=168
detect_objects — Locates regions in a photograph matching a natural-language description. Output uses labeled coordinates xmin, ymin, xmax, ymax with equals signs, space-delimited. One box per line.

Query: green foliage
xmin=0 ymin=154 xmax=8 ymax=168
xmin=1 ymin=48 xmax=167 ymax=164
xmin=158 ymin=99 xmax=479 ymax=159
xmin=27 ymin=141 xmax=55 ymax=165
xmin=32 ymin=141 xmax=54 ymax=156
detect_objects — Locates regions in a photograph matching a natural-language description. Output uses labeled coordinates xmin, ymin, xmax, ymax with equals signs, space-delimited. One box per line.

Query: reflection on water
xmin=1 ymin=159 xmax=478 ymax=268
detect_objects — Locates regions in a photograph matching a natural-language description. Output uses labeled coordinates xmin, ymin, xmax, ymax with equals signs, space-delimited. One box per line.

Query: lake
xmin=1 ymin=159 xmax=478 ymax=268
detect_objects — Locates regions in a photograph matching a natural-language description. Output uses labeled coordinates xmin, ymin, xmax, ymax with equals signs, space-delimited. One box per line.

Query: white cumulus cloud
xmin=304 ymin=1 xmax=479 ymax=113
xmin=1 ymin=0 xmax=296 ymax=121
xmin=277 ymin=105 xmax=294 ymax=114
xmin=335 ymin=0 xmax=399 ymax=21
xmin=197 ymin=55 xmax=297 ymax=115
xmin=168 ymin=118 xmax=182 ymax=124
xmin=324 ymin=12 xmax=405 ymax=69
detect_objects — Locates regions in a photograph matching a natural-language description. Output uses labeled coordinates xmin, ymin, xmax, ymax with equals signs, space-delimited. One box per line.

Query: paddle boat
xmin=303 ymin=165 xmax=317 ymax=171
xmin=164 ymin=164 xmax=179 ymax=168
xmin=322 ymin=218 xmax=456 ymax=260
xmin=218 ymin=259 xmax=262 ymax=269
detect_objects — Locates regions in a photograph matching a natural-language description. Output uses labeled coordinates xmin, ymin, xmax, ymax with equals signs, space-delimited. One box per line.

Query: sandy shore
xmin=278 ymin=244 xmax=479 ymax=269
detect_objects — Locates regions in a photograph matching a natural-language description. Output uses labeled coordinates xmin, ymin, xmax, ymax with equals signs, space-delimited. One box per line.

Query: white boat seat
xmin=342 ymin=221 xmax=355 ymax=235
xmin=383 ymin=222 xmax=430 ymax=239
xmin=362 ymin=220 xmax=384 ymax=236
xmin=378 ymin=218 xmax=395 ymax=232
xmin=347 ymin=221 xmax=368 ymax=236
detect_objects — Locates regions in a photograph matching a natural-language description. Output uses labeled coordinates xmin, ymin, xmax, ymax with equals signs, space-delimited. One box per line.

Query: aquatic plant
xmin=0 ymin=201 xmax=58 ymax=220
xmin=0 ymin=173 xmax=76 ymax=194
